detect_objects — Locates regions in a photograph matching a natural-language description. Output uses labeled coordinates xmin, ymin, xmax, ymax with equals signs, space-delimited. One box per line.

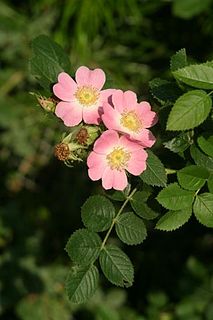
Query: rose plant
xmin=30 ymin=35 xmax=213 ymax=303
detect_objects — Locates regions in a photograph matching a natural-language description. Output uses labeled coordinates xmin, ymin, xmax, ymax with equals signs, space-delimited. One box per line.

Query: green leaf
xmin=197 ymin=136 xmax=213 ymax=157
xmin=167 ymin=90 xmax=212 ymax=131
xmin=208 ymin=174 xmax=213 ymax=193
xmin=81 ymin=195 xmax=115 ymax=232
xmin=193 ymin=193 xmax=213 ymax=227
xmin=130 ymin=191 xmax=158 ymax=220
xmin=190 ymin=145 xmax=213 ymax=172
xmin=99 ymin=245 xmax=134 ymax=287
xmin=66 ymin=264 xmax=99 ymax=303
xmin=140 ymin=150 xmax=167 ymax=187
xmin=107 ymin=190 xmax=126 ymax=202
xmin=173 ymin=0 xmax=212 ymax=19
xmin=156 ymin=208 xmax=192 ymax=231
xmin=177 ymin=165 xmax=209 ymax=191
xmin=164 ymin=132 xmax=193 ymax=154
xmin=170 ymin=48 xmax=187 ymax=72
xmin=115 ymin=212 xmax=147 ymax=245
xmin=173 ymin=65 xmax=213 ymax=89
xmin=65 ymin=229 xmax=101 ymax=265
xmin=156 ymin=183 xmax=194 ymax=210
xmin=149 ymin=78 xmax=182 ymax=104
xmin=30 ymin=35 xmax=71 ymax=92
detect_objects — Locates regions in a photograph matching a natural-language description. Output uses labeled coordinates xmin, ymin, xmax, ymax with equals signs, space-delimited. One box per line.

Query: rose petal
xmin=111 ymin=90 xmax=125 ymax=113
xmin=120 ymin=135 xmax=144 ymax=152
xmin=127 ymin=149 xmax=148 ymax=175
xmin=102 ymin=103 xmax=121 ymax=130
xmin=55 ymin=101 xmax=82 ymax=126
xmin=112 ymin=170 xmax=128 ymax=190
xmin=123 ymin=91 xmax=138 ymax=110
xmin=136 ymin=129 xmax=156 ymax=148
xmin=83 ymin=106 xmax=101 ymax=125
xmin=138 ymin=102 xmax=158 ymax=128
xmin=102 ymin=167 xmax=114 ymax=190
xmin=94 ymin=130 xmax=119 ymax=154
xmin=53 ymin=72 xmax=77 ymax=101
xmin=100 ymin=89 xmax=115 ymax=104
xmin=75 ymin=66 xmax=105 ymax=89
xmin=87 ymin=152 xmax=106 ymax=180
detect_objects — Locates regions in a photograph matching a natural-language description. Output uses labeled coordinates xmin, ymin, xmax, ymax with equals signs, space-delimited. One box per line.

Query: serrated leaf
xmin=193 ymin=193 xmax=213 ymax=227
xmin=173 ymin=64 xmax=213 ymax=89
xmin=140 ymin=150 xmax=167 ymax=187
xmin=99 ymin=245 xmax=134 ymax=287
xmin=177 ymin=165 xmax=209 ymax=191
xmin=167 ymin=90 xmax=212 ymax=131
xmin=66 ymin=264 xmax=99 ymax=303
xmin=65 ymin=229 xmax=101 ymax=265
xmin=173 ymin=0 xmax=212 ymax=19
xmin=149 ymin=78 xmax=182 ymax=104
xmin=190 ymin=145 xmax=213 ymax=172
xmin=107 ymin=190 xmax=126 ymax=202
xmin=156 ymin=183 xmax=194 ymax=210
xmin=81 ymin=196 xmax=115 ymax=232
xmin=197 ymin=136 xmax=213 ymax=157
xmin=30 ymin=35 xmax=71 ymax=92
xmin=130 ymin=191 xmax=158 ymax=220
xmin=170 ymin=48 xmax=187 ymax=72
xmin=115 ymin=212 xmax=147 ymax=245
xmin=164 ymin=132 xmax=193 ymax=153
xmin=156 ymin=208 xmax=192 ymax=231
xmin=208 ymin=174 xmax=213 ymax=193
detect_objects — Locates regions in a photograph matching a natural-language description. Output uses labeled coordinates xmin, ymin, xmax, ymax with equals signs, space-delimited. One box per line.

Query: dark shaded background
xmin=0 ymin=0 xmax=213 ymax=319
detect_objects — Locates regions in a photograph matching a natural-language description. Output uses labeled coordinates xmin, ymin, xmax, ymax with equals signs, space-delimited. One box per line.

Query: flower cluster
xmin=52 ymin=66 xmax=157 ymax=190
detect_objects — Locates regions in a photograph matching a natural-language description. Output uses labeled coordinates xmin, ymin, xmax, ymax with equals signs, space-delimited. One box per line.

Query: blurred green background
xmin=0 ymin=0 xmax=213 ymax=319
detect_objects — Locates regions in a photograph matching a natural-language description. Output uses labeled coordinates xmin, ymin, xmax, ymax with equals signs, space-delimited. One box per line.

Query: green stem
xmin=207 ymin=90 xmax=213 ymax=96
xmin=100 ymin=188 xmax=137 ymax=250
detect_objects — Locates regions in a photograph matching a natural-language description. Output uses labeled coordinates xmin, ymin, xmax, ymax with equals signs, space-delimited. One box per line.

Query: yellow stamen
xmin=75 ymin=86 xmax=99 ymax=107
xmin=107 ymin=147 xmax=130 ymax=170
xmin=120 ymin=110 xmax=142 ymax=132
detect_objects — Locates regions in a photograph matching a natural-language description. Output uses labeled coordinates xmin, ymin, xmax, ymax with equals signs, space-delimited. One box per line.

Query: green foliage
xmin=197 ymin=135 xmax=213 ymax=157
xmin=130 ymin=191 xmax=158 ymax=220
xmin=177 ymin=165 xmax=209 ymax=190
xmin=149 ymin=78 xmax=182 ymax=104
xmin=99 ymin=245 xmax=134 ymax=287
xmin=66 ymin=264 xmax=99 ymax=303
xmin=170 ymin=48 xmax=187 ymax=72
xmin=115 ymin=212 xmax=147 ymax=245
xmin=173 ymin=0 xmax=212 ymax=19
xmin=173 ymin=64 xmax=213 ymax=89
xmin=157 ymin=183 xmax=194 ymax=210
xmin=65 ymin=229 xmax=102 ymax=265
xmin=193 ymin=193 xmax=213 ymax=227
xmin=190 ymin=145 xmax=213 ymax=172
xmin=140 ymin=150 xmax=167 ymax=187
xmin=166 ymin=90 xmax=212 ymax=131
xmin=164 ymin=132 xmax=193 ymax=154
xmin=81 ymin=195 xmax=115 ymax=232
xmin=208 ymin=174 xmax=213 ymax=193
xmin=30 ymin=35 xmax=71 ymax=92
xmin=155 ymin=208 xmax=192 ymax=231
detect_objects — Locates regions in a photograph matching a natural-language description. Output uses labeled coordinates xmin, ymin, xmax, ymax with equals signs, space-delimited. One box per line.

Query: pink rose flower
xmin=53 ymin=66 xmax=114 ymax=126
xmin=102 ymin=89 xmax=158 ymax=148
xmin=87 ymin=130 xmax=148 ymax=190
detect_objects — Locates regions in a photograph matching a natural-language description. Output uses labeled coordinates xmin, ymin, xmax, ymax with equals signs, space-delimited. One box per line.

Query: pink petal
xmin=75 ymin=66 xmax=106 ymax=89
xmin=100 ymin=89 xmax=115 ymax=104
xmin=87 ymin=152 xmax=106 ymax=180
xmin=136 ymin=129 xmax=156 ymax=148
xmin=102 ymin=103 xmax=121 ymax=130
xmin=53 ymin=72 xmax=77 ymax=101
xmin=123 ymin=91 xmax=138 ymax=110
xmin=102 ymin=167 xmax=114 ymax=190
xmin=93 ymin=130 xmax=119 ymax=154
xmin=127 ymin=149 xmax=148 ymax=176
xmin=112 ymin=170 xmax=128 ymax=190
xmin=82 ymin=106 xmax=101 ymax=125
xmin=138 ymin=102 xmax=158 ymax=128
xmin=111 ymin=90 xmax=125 ymax=113
xmin=55 ymin=101 xmax=82 ymax=126
xmin=120 ymin=135 xmax=144 ymax=152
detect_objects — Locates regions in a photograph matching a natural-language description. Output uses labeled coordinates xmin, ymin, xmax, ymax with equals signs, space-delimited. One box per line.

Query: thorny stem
xmin=100 ymin=188 xmax=137 ymax=250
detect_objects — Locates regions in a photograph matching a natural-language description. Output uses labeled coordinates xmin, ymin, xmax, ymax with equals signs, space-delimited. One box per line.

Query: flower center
xmin=120 ymin=110 xmax=142 ymax=132
xmin=75 ymin=86 xmax=99 ymax=107
xmin=107 ymin=147 xmax=130 ymax=170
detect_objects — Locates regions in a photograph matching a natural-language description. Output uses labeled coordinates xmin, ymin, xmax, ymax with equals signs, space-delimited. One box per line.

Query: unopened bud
xmin=37 ymin=96 xmax=58 ymax=112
